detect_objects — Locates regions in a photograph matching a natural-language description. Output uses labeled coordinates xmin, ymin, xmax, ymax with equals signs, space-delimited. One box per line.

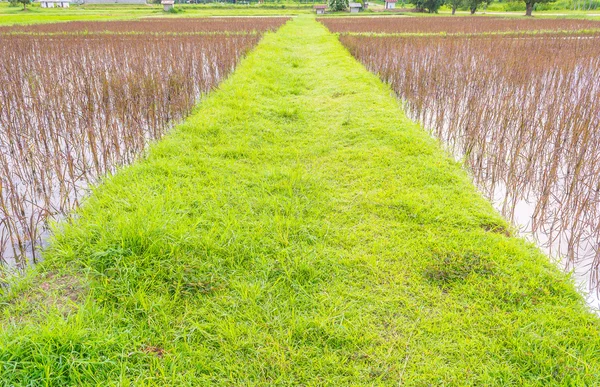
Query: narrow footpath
xmin=2 ymin=16 xmax=599 ymax=385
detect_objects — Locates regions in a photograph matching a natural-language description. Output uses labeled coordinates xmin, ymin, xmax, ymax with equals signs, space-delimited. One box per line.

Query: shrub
xmin=329 ymin=0 xmax=349 ymax=11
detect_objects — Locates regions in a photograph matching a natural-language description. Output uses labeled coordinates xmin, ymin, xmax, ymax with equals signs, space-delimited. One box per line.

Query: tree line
xmin=417 ymin=0 xmax=553 ymax=15
xmin=328 ymin=0 xmax=558 ymax=15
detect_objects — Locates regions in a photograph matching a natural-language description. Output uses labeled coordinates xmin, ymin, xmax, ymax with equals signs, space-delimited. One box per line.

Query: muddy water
xmin=417 ymin=110 xmax=600 ymax=313
xmin=490 ymin=184 xmax=600 ymax=312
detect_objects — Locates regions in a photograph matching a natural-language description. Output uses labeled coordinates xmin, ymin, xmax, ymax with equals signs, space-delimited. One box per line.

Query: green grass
xmin=0 ymin=3 xmax=157 ymax=25
xmin=1 ymin=15 xmax=600 ymax=385
xmin=0 ymin=2 xmax=310 ymax=26
xmin=1 ymin=1 xmax=597 ymax=26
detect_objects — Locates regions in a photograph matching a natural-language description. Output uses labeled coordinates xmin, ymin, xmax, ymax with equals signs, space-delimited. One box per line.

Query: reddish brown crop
xmin=0 ymin=17 xmax=290 ymax=34
xmin=320 ymin=16 xmax=600 ymax=34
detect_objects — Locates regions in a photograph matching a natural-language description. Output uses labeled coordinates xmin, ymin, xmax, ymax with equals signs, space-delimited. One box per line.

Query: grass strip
xmin=1 ymin=15 xmax=599 ymax=385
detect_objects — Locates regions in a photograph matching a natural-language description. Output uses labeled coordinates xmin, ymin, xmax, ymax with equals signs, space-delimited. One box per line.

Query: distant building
xmin=161 ymin=0 xmax=174 ymax=10
xmin=349 ymin=2 xmax=362 ymax=12
xmin=313 ymin=4 xmax=326 ymax=14
xmin=40 ymin=0 xmax=70 ymax=7
xmin=385 ymin=0 xmax=397 ymax=9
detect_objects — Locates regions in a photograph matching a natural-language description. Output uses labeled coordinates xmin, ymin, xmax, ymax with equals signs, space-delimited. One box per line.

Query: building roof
xmin=313 ymin=4 xmax=326 ymax=8
xmin=161 ymin=0 xmax=174 ymax=3
xmin=349 ymin=2 xmax=362 ymax=6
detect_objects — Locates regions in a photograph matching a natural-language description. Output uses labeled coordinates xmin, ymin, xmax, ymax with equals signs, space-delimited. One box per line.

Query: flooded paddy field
xmin=323 ymin=17 xmax=600 ymax=310
xmin=0 ymin=17 xmax=290 ymax=34
xmin=320 ymin=16 xmax=600 ymax=34
xmin=0 ymin=17 xmax=289 ymax=271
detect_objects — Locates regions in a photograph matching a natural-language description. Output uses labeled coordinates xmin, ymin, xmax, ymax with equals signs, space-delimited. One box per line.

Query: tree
xmin=414 ymin=0 xmax=444 ymax=12
xmin=523 ymin=0 xmax=554 ymax=15
xmin=465 ymin=0 xmax=483 ymax=13
xmin=448 ymin=0 xmax=462 ymax=14
xmin=18 ymin=0 xmax=31 ymax=10
xmin=328 ymin=0 xmax=348 ymax=11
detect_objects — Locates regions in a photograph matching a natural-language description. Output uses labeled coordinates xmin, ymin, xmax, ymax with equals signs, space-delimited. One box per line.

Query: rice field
xmin=324 ymin=17 xmax=600 ymax=299
xmin=0 ymin=18 xmax=288 ymax=269
xmin=0 ymin=17 xmax=290 ymax=34
xmin=319 ymin=16 xmax=600 ymax=34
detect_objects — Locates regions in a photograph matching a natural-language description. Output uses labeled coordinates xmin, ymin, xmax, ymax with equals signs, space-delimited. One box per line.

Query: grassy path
xmin=2 ymin=16 xmax=600 ymax=385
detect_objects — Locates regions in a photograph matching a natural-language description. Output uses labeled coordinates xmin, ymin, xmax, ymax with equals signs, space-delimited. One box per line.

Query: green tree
xmin=465 ymin=0 xmax=483 ymax=13
xmin=328 ymin=0 xmax=348 ymax=11
xmin=414 ymin=0 xmax=444 ymax=12
xmin=448 ymin=0 xmax=462 ymax=14
xmin=18 ymin=0 xmax=31 ymax=10
xmin=524 ymin=0 xmax=554 ymax=15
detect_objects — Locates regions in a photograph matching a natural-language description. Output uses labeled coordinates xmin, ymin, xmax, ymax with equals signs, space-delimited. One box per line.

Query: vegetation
xmin=0 ymin=18 xmax=288 ymax=268
xmin=329 ymin=0 xmax=349 ymax=11
xmin=414 ymin=0 xmax=446 ymax=12
xmin=318 ymin=16 xmax=600 ymax=33
xmin=323 ymin=17 xmax=600 ymax=295
xmin=524 ymin=0 xmax=554 ymax=14
xmin=0 ymin=16 xmax=290 ymax=33
xmin=324 ymin=0 xmax=599 ymax=14
xmin=0 ymin=3 xmax=308 ymax=27
xmin=17 ymin=0 xmax=29 ymax=11
xmin=0 ymin=0 xmax=598 ymax=23
xmin=570 ymin=0 xmax=600 ymax=10
xmin=448 ymin=0 xmax=462 ymax=14
xmin=1 ymin=15 xmax=599 ymax=385
xmin=464 ymin=0 xmax=492 ymax=13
